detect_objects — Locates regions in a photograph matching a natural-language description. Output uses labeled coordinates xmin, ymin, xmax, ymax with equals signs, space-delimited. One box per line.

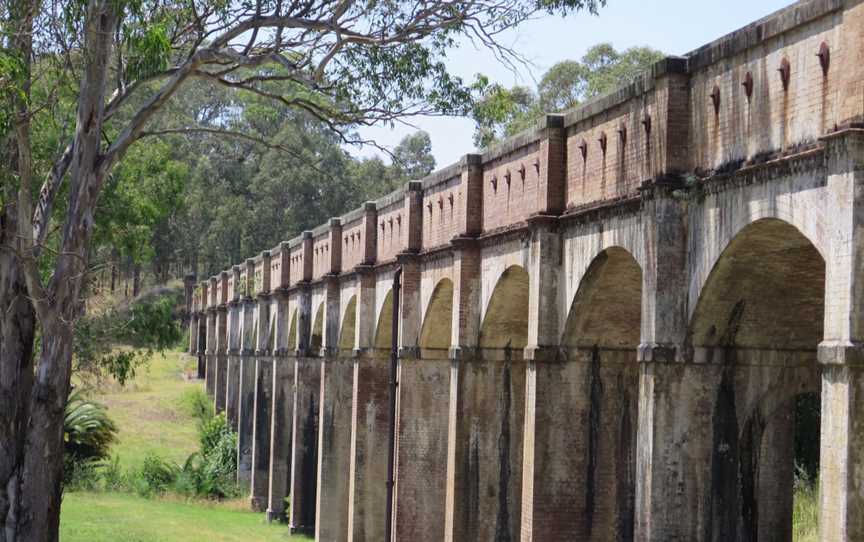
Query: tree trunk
xmin=110 ymin=249 xmax=117 ymax=293
xmin=0 ymin=204 xmax=37 ymax=542
xmin=13 ymin=323 xmax=73 ymax=542
xmin=132 ymin=263 xmax=141 ymax=297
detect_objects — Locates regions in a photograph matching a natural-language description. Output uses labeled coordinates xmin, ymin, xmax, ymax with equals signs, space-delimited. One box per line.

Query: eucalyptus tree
xmin=0 ymin=0 xmax=605 ymax=539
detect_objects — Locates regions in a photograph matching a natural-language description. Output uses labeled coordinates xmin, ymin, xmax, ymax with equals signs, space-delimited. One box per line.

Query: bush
xmin=125 ymin=296 xmax=182 ymax=349
xmin=63 ymin=392 xmax=118 ymax=488
xmin=180 ymin=413 xmax=239 ymax=499
xmin=135 ymin=453 xmax=179 ymax=496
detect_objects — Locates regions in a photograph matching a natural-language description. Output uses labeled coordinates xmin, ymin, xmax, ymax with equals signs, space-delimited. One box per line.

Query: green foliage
xmin=392 ymin=131 xmax=436 ymax=180
xmin=178 ymin=388 xmax=214 ymax=427
xmin=0 ymin=50 xmax=26 ymax=137
xmin=64 ymin=392 xmax=119 ymax=463
xmin=73 ymin=288 xmax=182 ymax=387
xmin=126 ymin=295 xmax=182 ymax=349
xmin=124 ymin=24 xmax=170 ymax=81
xmin=135 ymin=453 xmax=179 ymax=496
xmin=793 ymin=474 xmax=819 ymax=542
xmin=171 ymin=413 xmax=239 ymax=499
xmin=96 ymin=140 xmax=187 ymax=265
xmin=472 ymin=43 xmax=665 ymax=147
xmin=63 ymin=392 xmax=119 ymax=488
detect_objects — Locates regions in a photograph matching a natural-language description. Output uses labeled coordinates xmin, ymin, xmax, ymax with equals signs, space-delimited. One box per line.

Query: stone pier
xmin=191 ymin=2 xmax=864 ymax=539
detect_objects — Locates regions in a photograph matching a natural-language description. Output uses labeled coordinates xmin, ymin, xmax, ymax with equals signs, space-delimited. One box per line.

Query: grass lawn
xmin=96 ymin=349 xmax=201 ymax=470
xmin=61 ymin=492 xmax=304 ymax=541
xmin=62 ymin=347 xmax=310 ymax=540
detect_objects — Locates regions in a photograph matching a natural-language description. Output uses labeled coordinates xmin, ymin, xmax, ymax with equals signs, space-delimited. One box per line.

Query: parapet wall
xmin=195 ymin=0 xmax=864 ymax=305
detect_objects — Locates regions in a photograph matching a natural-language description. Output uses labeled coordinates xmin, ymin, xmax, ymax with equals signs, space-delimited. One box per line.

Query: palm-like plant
xmin=64 ymin=391 xmax=118 ymax=464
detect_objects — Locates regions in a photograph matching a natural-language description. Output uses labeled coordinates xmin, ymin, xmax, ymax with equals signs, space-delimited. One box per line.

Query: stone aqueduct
xmin=186 ymin=1 xmax=864 ymax=539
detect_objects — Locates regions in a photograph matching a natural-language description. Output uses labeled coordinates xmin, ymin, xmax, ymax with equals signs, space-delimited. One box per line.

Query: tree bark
xmin=1 ymin=1 xmax=118 ymax=540
xmin=0 ymin=205 xmax=37 ymax=542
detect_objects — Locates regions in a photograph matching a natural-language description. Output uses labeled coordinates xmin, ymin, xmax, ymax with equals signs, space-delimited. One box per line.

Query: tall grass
xmin=793 ymin=476 xmax=819 ymax=542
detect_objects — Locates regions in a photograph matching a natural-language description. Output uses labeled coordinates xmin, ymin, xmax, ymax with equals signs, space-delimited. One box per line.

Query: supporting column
xmin=633 ymin=184 xmax=699 ymax=541
xmin=518 ymin=116 xmax=569 ymax=540
xmin=204 ymin=280 xmax=216 ymax=396
xmin=250 ymin=251 xmax=273 ymax=512
xmin=818 ymin=129 xmax=864 ymax=541
xmin=521 ymin=217 xmax=573 ymax=542
xmin=316 ymin=276 xmax=353 ymax=542
xmin=195 ymin=312 xmax=206 ymax=380
xmin=214 ymin=303 xmax=228 ymax=413
xmin=188 ymin=312 xmax=198 ymax=355
xmin=226 ymin=267 xmax=243 ymax=428
xmin=268 ymin=284 xmax=295 ymax=523
xmin=347 ymin=266 xmax=390 ymax=541
xmin=290 ymin=285 xmax=320 ymax=536
xmin=237 ymin=259 xmax=257 ymax=487
xmin=444 ymin=155 xmax=484 ymax=542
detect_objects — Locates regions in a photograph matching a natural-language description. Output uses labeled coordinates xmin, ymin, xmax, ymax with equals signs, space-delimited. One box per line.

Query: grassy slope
xmin=97 ymin=350 xmax=200 ymax=470
xmin=61 ymin=348 xmax=308 ymax=541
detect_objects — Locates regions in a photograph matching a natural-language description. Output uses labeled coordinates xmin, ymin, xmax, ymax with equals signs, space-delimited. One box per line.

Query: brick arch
xmin=688 ymin=217 xmax=825 ymax=352
xmin=563 ymin=214 xmax=645 ymax=319
xmin=689 ymin=200 xmax=827 ymax=324
xmin=419 ymin=278 xmax=453 ymax=352
xmin=339 ymin=295 xmax=356 ymax=351
xmin=562 ymin=246 xmax=642 ymax=350
xmin=479 ymin=265 xmax=529 ymax=350
xmin=374 ymin=289 xmax=394 ymax=350
xmin=310 ymin=302 xmax=324 ymax=352
xmin=686 ymin=217 xmax=824 ymax=540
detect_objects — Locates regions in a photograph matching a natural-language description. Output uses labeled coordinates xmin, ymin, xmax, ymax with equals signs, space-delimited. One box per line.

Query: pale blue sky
xmin=355 ymin=0 xmax=792 ymax=168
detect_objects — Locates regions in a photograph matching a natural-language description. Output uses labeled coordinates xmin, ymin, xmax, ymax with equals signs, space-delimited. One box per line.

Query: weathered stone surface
xmin=190 ymin=2 xmax=864 ymax=539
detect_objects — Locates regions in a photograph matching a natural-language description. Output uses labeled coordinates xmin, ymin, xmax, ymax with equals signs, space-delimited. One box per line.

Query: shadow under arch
xmin=687 ymin=217 xmax=824 ymax=541
xmin=479 ymin=265 xmax=529 ymax=353
xmin=310 ymin=302 xmax=324 ymax=353
xmin=419 ymin=278 xmax=453 ymax=357
xmin=563 ymin=246 xmax=642 ymax=350
xmin=286 ymin=308 xmax=298 ymax=351
xmin=339 ymin=296 xmax=357 ymax=351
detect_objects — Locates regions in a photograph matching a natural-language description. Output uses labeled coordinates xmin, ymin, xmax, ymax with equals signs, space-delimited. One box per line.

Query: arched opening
xmin=339 ymin=296 xmax=357 ymax=351
xmin=374 ymin=290 xmax=393 ymax=350
xmin=479 ymin=266 xmax=529 ymax=352
xmin=419 ymin=279 xmax=453 ymax=355
xmin=287 ymin=308 xmax=298 ymax=351
xmin=555 ymin=247 xmax=641 ymax=540
xmin=460 ymin=265 xmax=528 ymax=540
xmin=310 ymin=303 xmax=324 ymax=353
xmin=688 ymin=218 xmax=824 ymax=540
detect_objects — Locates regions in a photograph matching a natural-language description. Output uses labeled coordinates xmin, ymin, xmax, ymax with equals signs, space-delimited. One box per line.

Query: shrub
xmin=63 ymin=392 xmax=118 ymax=487
xmin=173 ymin=412 xmax=240 ymax=499
xmin=136 ymin=453 xmax=178 ymax=496
xmin=125 ymin=296 xmax=181 ymax=349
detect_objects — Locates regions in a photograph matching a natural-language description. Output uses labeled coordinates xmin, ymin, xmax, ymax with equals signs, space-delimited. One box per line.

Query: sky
xmin=354 ymin=0 xmax=793 ymax=168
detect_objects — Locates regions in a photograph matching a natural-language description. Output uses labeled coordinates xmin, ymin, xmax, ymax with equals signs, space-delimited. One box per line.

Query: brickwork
xmin=267 ymin=354 xmax=295 ymax=522
xmin=192 ymin=2 xmax=864 ymax=540
xmin=289 ymin=357 xmax=321 ymax=535
xmin=315 ymin=357 xmax=354 ymax=542
xmin=347 ymin=357 xmax=390 ymax=542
